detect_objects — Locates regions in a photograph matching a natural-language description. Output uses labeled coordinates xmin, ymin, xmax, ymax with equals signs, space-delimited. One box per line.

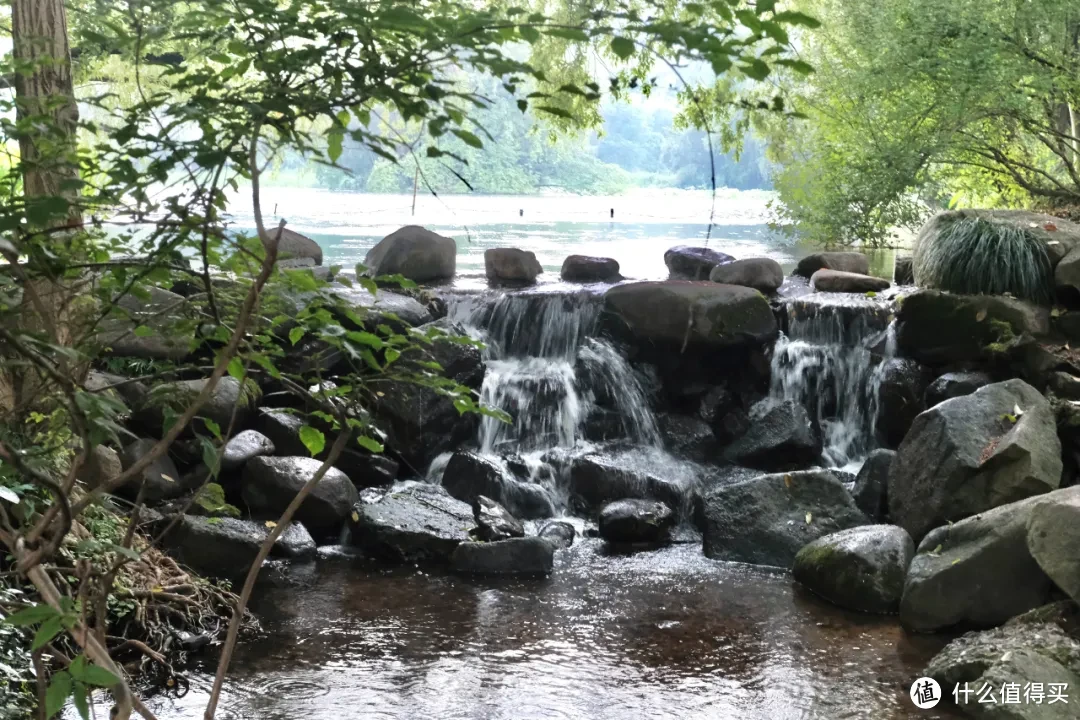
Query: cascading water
xmin=769 ymin=294 xmax=896 ymax=469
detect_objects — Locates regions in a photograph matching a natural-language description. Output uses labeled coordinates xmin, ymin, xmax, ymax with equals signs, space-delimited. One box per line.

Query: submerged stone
xmin=598 ymin=499 xmax=676 ymax=544
xmin=451 ymin=536 xmax=555 ymax=575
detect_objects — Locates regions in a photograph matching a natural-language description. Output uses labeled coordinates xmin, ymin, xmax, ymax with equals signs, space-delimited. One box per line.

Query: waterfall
xmin=770 ymin=295 xmax=896 ymax=469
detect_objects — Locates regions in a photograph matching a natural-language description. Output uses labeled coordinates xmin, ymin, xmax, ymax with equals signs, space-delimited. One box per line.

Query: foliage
xmin=0 ymin=586 xmax=36 ymax=718
xmin=746 ymin=0 xmax=1080 ymax=246
xmin=912 ymin=216 xmax=1054 ymax=303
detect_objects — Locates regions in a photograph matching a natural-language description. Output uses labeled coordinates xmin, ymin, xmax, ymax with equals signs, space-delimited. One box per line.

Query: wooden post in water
xmin=411 ymin=166 xmax=419 ymax=216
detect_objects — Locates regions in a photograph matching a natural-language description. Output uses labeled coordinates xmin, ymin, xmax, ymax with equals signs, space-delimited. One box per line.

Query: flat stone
xmin=350 ymin=484 xmax=474 ymax=563
xmin=810 ymin=269 xmax=890 ymax=293
xmin=708 ymin=257 xmax=783 ymax=293
xmin=451 ymin=537 xmax=554 ymax=576
xmin=598 ymin=499 xmax=676 ymax=544
xmin=794 ymin=252 xmax=869 ymax=278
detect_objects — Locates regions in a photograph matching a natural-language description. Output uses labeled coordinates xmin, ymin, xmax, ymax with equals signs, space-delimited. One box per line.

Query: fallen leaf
xmin=805 ymin=511 xmax=812 ymax=524
xmin=264 ymin=520 xmax=277 ymax=529
xmin=975 ymin=310 xmax=987 ymax=322
xmin=1045 ymin=222 xmax=1058 ymax=231
xmin=1013 ymin=404 xmax=1025 ymax=418
xmin=351 ymin=511 xmax=360 ymax=523
xmin=161 ymin=474 xmax=175 ymax=483
xmin=151 ymin=586 xmax=164 ymax=593
xmin=784 ymin=474 xmax=792 ymax=488
xmin=1052 ymin=308 xmax=1062 ymax=318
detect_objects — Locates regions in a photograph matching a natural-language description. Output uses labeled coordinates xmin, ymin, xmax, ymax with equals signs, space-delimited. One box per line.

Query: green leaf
xmin=203 ymin=418 xmax=222 ymax=439
xmin=32 ymin=615 xmax=64 ymax=650
xmin=740 ymin=59 xmax=771 ymax=80
xmin=45 ymin=671 xmax=73 ymax=718
xmin=289 ymin=326 xmax=306 ymax=346
xmin=519 ymin=25 xmax=540 ymax=43
xmin=73 ymin=680 xmax=90 ymax=720
xmin=775 ymin=58 xmax=814 ymax=76
xmin=536 ymin=105 xmax=573 ymax=119
xmin=299 ymin=426 xmax=326 ymax=456
xmin=227 ymin=357 xmax=246 ymax=381
xmin=328 ymin=128 xmax=343 ymax=163
xmin=772 ymin=10 xmax=821 ymax=28
xmin=3 ymin=603 xmax=57 ymax=627
xmin=610 ymin=37 xmax=635 ymax=60
xmin=452 ymin=129 xmax=483 ymax=148
xmin=757 ymin=0 xmax=777 ymax=13
xmin=357 ymin=436 xmax=384 ymax=453
xmin=132 ymin=325 xmax=154 ymax=337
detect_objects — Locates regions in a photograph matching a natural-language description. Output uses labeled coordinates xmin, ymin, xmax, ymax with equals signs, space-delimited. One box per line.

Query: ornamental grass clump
xmin=913 ymin=216 xmax=1053 ymax=304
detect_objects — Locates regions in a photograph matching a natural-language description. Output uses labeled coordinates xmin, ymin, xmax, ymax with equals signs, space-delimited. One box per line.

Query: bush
xmin=912 ymin=216 xmax=1053 ymax=304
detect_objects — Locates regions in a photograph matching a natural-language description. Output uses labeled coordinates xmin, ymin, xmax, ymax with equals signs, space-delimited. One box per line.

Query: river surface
xmin=234 ymin=187 xmax=898 ymax=282
xmin=106 ymin=543 xmax=956 ymax=720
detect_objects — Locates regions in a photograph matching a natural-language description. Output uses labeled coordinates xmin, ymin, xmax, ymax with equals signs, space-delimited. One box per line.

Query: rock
xmin=328 ymin=285 xmax=433 ymax=328
xmin=1055 ymin=246 xmax=1080 ymax=303
xmin=697 ymin=385 xmax=735 ymax=424
xmin=1048 ymin=371 xmax=1080 ymax=400
xmin=567 ymin=453 xmax=691 ymax=514
xmin=708 ymin=257 xmax=783 ymax=293
xmin=561 ymin=255 xmax=621 ymax=283
xmin=899 ymin=490 xmax=1073 ymax=632
xmin=538 ymin=520 xmax=576 ymax=549
xmin=221 ymin=430 xmax=275 ymax=471
xmin=598 ymin=499 xmax=676 ymax=544
xmin=333 ymin=449 xmax=399 ymax=489
xmin=924 ymin=371 xmax=993 ymax=408
xmin=792 ymin=525 xmax=914 ymax=614
xmin=277 ymin=336 xmax=343 ymax=376
xmin=1027 ymin=488 xmax=1080 ymax=604
xmin=363 ymin=225 xmax=456 ymax=282
xmin=809 ymin=269 xmax=890 ymax=293
xmin=485 ymin=248 xmax=543 ymax=285
xmin=350 ymin=483 xmax=473 ymax=563
xmin=160 ymin=515 xmax=315 ymax=577
xmin=894 ymin=255 xmax=914 ymax=285
xmin=99 ymin=286 xmax=194 ymax=361
xmin=888 ymin=379 xmax=1063 ymax=543
xmin=119 ymin=439 xmax=185 ymax=502
xmin=275 ymin=228 xmax=323 ymax=265
xmin=414 ymin=319 xmax=485 ymax=388
xmin=374 ymin=383 xmax=480 ymax=473
xmin=241 ymin=456 xmax=358 ymax=540
xmin=794 ymin=252 xmax=869 ymax=278
xmin=723 ymin=399 xmax=821 ymax=471
xmin=441 ymin=452 xmax=555 ymax=520
xmin=664 ymin=245 xmax=734 ymax=280
xmin=852 ymin=449 xmax=894 ymax=521
xmin=657 ymin=414 xmax=718 ymax=463
xmin=451 ymin=537 xmax=554 ymax=576
xmin=1056 ymin=310 xmax=1080 ymax=344
xmin=874 ymin=358 xmax=928 ymax=448
xmin=925 ymin=622 xmax=1080 ymax=720
xmin=700 ymin=470 xmax=869 ymax=568
xmin=895 ymin=290 xmax=1051 ymax=366
xmin=473 ymin=495 xmax=524 ymax=541
xmin=603 ymin=281 xmax=776 ymax=349
xmin=255 ymin=409 xmax=308 ymax=456
xmin=137 ymin=377 xmax=256 ymax=437
xmin=81 ymin=445 xmax=123 ymax=491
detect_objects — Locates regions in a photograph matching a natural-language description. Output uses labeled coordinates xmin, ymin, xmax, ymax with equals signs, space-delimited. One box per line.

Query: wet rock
xmin=277 ymin=336 xmax=343 ymax=376
xmin=852 ymin=449 xmax=894 ymax=521
xmin=1047 ymin=371 xmax=1080 ymax=401
xmin=136 ymin=376 xmax=256 ymax=437
xmin=809 ymin=269 xmax=890 ymax=293
xmin=275 ymin=228 xmax=323 ymax=265
xmin=1056 ymin=310 xmax=1080 ymax=345
xmin=538 ymin=520 xmax=576 ymax=549
xmin=561 ymin=255 xmax=621 ymax=283
xmin=793 ymin=252 xmax=869 ymax=279
xmin=1027 ymin=488 xmax=1080 ymax=604
xmin=604 ymin=281 xmax=776 ymax=349
xmin=1055 ymin=244 xmax=1080 ymax=302
xmin=598 ymin=499 xmax=676 ymax=544
xmin=899 ymin=490 xmax=1072 ymax=632
xmin=334 ymin=449 xmax=399 ymax=489
xmin=485 ymin=247 xmax=542 ymax=286
xmin=241 ymin=456 xmax=358 ymax=540
xmin=255 ymin=408 xmax=308 ymax=456
xmin=413 ymin=319 xmax=485 ymax=388
xmin=894 ymin=255 xmax=914 ymax=285
xmin=364 ymin=225 xmax=456 ymax=282
xmin=888 ymin=379 xmax=1062 ymax=543
xmin=473 ymin=495 xmax=524 ymax=541
xmin=120 ymin=439 xmax=186 ymax=502
xmin=568 ymin=453 xmax=690 ymax=514
xmin=664 ymin=245 xmax=734 ymax=280
xmin=658 ymin=413 xmax=718 ymax=463
xmin=723 ymin=399 xmax=821 ymax=471
xmin=160 ymin=515 xmax=315 ymax=577
xmin=441 ymin=452 xmax=555 ymax=520
xmin=81 ymin=445 xmax=123 ymax=491
xmin=374 ymin=384 xmax=480 ymax=473
xmin=99 ymin=286 xmax=194 ymax=361
xmin=350 ymin=483 xmax=473 ymax=563
xmin=328 ymin=285 xmax=433 ymax=328
xmin=451 ymin=536 xmax=554 ymax=575
xmin=708 ymin=258 xmax=783 ymax=293
xmin=221 ymin=430 xmax=275 ymax=471
xmin=874 ymin=358 xmax=928 ymax=448
xmin=925 ymin=622 xmax=1080 ymax=719
xmin=697 ymin=385 xmax=734 ymax=424
xmin=895 ymin=290 xmax=1051 ymax=366
xmin=700 ymin=469 xmax=869 ymax=568
xmin=923 ymin=370 xmax=992 ymax=408
xmin=793 ymin=525 xmax=914 ymax=614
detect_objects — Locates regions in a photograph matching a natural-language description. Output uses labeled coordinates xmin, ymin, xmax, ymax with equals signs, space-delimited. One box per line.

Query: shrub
xmin=913 ymin=216 xmax=1053 ymax=304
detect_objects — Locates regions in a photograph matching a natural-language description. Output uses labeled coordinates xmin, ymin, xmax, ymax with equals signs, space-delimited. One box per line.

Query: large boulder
xmin=373 ymin=382 xmax=480 ymax=472
xmin=723 ymin=399 xmax=821 ymax=471
xmin=810 ymin=269 xmax=890 ymax=293
xmin=136 ymin=377 xmax=256 ymax=437
xmin=220 ymin=430 xmax=275 ymax=471
xmin=451 ymin=537 xmax=554 ymax=576
xmin=899 ymin=491 xmax=1069 ymax=632
xmin=98 ymin=286 xmax=194 ymax=361
xmin=792 ymin=525 xmax=914 ymax=614
xmin=851 ymin=449 xmax=894 ymax=521
xmin=874 ymin=358 xmax=928 ymax=448
xmin=603 ymin=281 xmax=776 ymax=348
xmin=119 ymin=439 xmax=186 ymax=502
xmin=888 ymin=379 xmax=1062 ymax=543
xmin=567 ymin=452 xmax=692 ymax=514
xmin=160 ymin=515 xmax=315 ymax=578
xmin=81 ymin=445 xmax=123 ymax=491
xmin=333 ymin=449 xmax=400 ymax=489
xmin=363 ymin=225 xmax=456 ymax=282
xmin=708 ymin=257 xmax=783 ymax=293
xmin=561 ymin=255 xmax=621 ymax=283
xmin=275 ymin=228 xmax=323 ymax=265
xmin=664 ymin=245 xmax=733 ymax=280
xmin=413 ymin=319 xmax=485 ymax=388
xmin=485 ymin=248 xmax=542 ymax=285
xmin=895 ymin=290 xmax=1051 ymax=366
xmin=598 ymin=499 xmax=676 ymax=544
xmin=794 ymin=252 xmax=869 ymax=278
xmin=893 ymin=255 xmax=914 ymax=285
xmin=1027 ymin=488 xmax=1080 ymax=604
xmin=657 ymin=413 xmax=718 ymax=463
xmin=925 ymin=622 xmax=1080 ymax=720
xmin=923 ymin=370 xmax=993 ymax=409
xmin=241 ymin=456 xmax=358 ymax=540
xmin=327 ymin=285 xmax=433 ymax=328
xmin=441 ymin=452 xmax=554 ymax=520
xmin=700 ymin=470 xmax=869 ymax=568
xmin=350 ymin=484 xmax=473 ymax=563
